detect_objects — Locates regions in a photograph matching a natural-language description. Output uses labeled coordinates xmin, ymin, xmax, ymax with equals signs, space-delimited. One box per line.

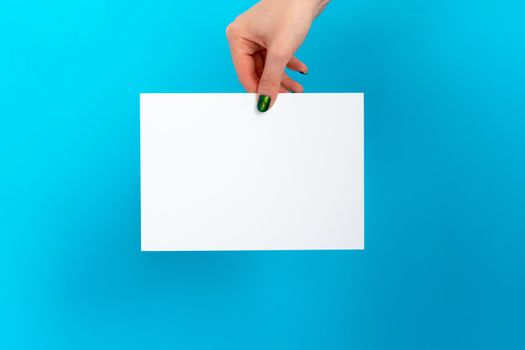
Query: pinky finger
xmin=281 ymin=73 xmax=304 ymax=93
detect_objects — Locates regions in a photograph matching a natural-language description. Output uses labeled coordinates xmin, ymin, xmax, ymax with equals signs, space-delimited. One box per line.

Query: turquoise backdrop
xmin=1 ymin=0 xmax=524 ymax=349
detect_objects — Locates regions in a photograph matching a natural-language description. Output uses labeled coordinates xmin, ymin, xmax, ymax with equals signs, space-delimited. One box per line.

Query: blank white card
xmin=140 ymin=93 xmax=363 ymax=251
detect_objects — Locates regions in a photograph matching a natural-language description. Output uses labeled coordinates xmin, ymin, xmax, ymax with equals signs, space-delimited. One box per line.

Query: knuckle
xmin=258 ymin=77 xmax=280 ymax=91
xmin=268 ymin=45 xmax=293 ymax=62
xmin=225 ymin=23 xmax=237 ymax=39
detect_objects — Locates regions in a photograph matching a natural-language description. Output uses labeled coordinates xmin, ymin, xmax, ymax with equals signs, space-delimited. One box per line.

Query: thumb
xmin=256 ymin=49 xmax=291 ymax=112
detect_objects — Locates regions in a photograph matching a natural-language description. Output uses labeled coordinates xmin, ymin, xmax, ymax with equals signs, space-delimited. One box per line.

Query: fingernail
xmin=257 ymin=95 xmax=271 ymax=112
xmin=299 ymin=71 xmax=308 ymax=75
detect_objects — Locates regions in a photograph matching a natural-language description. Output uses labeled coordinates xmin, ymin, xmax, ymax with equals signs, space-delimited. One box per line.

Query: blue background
xmin=1 ymin=0 xmax=524 ymax=349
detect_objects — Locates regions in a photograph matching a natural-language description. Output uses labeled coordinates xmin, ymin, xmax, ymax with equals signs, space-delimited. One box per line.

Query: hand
xmin=226 ymin=0 xmax=330 ymax=112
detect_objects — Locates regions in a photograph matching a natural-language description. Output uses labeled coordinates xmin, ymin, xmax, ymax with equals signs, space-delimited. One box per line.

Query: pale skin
xmin=226 ymin=0 xmax=330 ymax=112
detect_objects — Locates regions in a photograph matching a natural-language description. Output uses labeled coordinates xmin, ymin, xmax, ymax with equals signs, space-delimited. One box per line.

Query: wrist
xmin=301 ymin=0 xmax=330 ymax=19
xmin=314 ymin=0 xmax=330 ymax=17
xmin=260 ymin=0 xmax=330 ymax=20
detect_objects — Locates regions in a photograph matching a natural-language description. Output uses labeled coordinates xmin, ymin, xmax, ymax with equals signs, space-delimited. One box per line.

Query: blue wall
xmin=1 ymin=0 xmax=524 ymax=348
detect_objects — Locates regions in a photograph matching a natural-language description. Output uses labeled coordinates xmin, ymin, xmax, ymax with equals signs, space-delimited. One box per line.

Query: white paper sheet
xmin=140 ymin=93 xmax=364 ymax=251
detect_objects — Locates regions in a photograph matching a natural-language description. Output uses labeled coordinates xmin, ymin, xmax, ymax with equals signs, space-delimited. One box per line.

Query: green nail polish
xmin=257 ymin=95 xmax=271 ymax=112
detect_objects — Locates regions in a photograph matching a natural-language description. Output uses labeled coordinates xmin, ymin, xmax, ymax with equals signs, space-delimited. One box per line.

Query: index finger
xmin=226 ymin=25 xmax=259 ymax=92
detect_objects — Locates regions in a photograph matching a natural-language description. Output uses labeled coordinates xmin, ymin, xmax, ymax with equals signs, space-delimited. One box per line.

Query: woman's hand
xmin=226 ymin=0 xmax=329 ymax=112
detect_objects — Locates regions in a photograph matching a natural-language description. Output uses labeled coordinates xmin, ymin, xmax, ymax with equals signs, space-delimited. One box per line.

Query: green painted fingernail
xmin=257 ymin=95 xmax=271 ymax=112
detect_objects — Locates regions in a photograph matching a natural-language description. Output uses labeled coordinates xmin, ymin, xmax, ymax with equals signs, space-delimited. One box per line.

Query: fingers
xmin=287 ymin=56 xmax=308 ymax=75
xmin=281 ymin=72 xmax=304 ymax=93
xmin=256 ymin=48 xmax=292 ymax=112
xmin=251 ymin=51 xmax=305 ymax=94
xmin=228 ymin=22 xmax=307 ymax=111
xmin=228 ymin=50 xmax=258 ymax=93
xmin=226 ymin=24 xmax=259 ymax=92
